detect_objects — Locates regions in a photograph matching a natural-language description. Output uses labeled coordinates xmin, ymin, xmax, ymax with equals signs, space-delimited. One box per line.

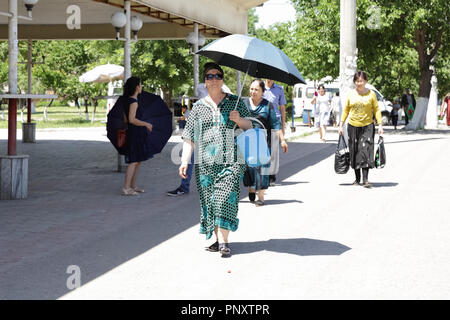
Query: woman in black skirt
xmin=338 ymin=71 xmax=383 ymax=188
xmin=121 ymin=76 xmax=153 ymax=195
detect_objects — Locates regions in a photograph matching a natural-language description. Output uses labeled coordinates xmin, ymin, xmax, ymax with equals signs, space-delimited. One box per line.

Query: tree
xmin=131 ymin=40 xmax=192 ymax=107
xmin=356 ymin=0 xmax=450 ymax=130
xmin=288 ymin=0 xmax=449 ymax=130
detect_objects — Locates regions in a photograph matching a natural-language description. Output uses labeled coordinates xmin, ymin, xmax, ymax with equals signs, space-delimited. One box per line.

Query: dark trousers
xmin=355 ymin=168 xmax=369 ymax=183
xmin=392 ymin=115 xmax=398 ymax=128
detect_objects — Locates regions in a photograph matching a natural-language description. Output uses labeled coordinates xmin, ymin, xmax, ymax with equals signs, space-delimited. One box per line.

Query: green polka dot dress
xmin=182 ymin=94 xmax=251 ymax=240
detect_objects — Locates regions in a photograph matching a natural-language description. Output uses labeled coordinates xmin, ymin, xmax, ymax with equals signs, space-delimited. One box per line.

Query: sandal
xmin=352 ymin=180 xmax=361 ymax=186
xmin=205 ymin=241 xmax=219 ymax=252
xmin=133 ymin=187 xmax=145 ymax=193
xmin=363 ymin=181 xmax=372 ymax=188
xmin=255 ymin=200 xmax=264 ymax=207
xmin=219 ymin=243 xmax=231 ymax=258
xmin=121 ymin=187 xmax=139 ymax=196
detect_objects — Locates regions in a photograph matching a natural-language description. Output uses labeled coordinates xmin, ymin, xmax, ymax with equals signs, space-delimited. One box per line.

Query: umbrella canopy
xmin=79 ymin=64 xmax=124 ymax=83
xmin=107 ymin=91 xmax=172 ymax=156
xmin=196 ymin=34 xmax=305 ymax=85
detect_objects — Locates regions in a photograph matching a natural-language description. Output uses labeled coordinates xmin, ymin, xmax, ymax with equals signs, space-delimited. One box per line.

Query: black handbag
xmin=334 ymin=134 xmax=350 ymax=174
xmin=375 ymin=136 xmax=386 ymax=168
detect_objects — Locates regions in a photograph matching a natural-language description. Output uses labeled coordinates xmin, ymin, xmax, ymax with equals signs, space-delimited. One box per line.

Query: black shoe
xmin=205 ymin=241 xmax=219 ymax=252
xmin=269 ymin=175 xmax=276 ymax=186
xmin=166 ymin=187 xmax=187 ymax=196
xmin=219 ymin=243 xmax=231 ymax=258
xmin=249 ymin=192 xmax=256 ymax=202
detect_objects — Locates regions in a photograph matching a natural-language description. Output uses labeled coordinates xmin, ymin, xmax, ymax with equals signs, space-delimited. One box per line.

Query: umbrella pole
xmin=233 ymin=64 xmax=251 ymax=110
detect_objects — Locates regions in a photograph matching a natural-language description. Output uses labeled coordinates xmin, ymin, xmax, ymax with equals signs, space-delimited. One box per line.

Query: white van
xmin=293 ymin=79 xmax=393 ymax=125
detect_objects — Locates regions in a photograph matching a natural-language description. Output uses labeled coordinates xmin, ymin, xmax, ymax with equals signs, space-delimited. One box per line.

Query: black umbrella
xmin=107 ymin=91 xmax=172 ymax=156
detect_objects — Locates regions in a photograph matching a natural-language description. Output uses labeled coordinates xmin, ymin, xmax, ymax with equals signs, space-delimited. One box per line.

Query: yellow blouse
xmin=341 ymin=89 xmax=382 ymax=127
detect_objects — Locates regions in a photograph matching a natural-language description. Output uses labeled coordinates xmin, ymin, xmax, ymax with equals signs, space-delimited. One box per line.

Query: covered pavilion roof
xmin=0 ymin=0 xmax=267 ymax=40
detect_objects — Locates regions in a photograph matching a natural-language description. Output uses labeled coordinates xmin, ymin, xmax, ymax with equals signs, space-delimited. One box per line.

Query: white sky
xmin=254 ymin=0 xmax=297 ymax=29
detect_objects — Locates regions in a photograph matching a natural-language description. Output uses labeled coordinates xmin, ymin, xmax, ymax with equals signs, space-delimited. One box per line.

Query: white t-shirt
xmin=317 ymin=94 xmax=331 ymax=113
xmin=332 ymin=96 xmax=341 ymax=113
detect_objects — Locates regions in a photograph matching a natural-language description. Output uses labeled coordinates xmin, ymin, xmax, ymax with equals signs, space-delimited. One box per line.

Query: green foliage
xmin=131 ymin=40 xmax=192 ymax=101
xmin=285 ymin=0 xmax=449 ymax=101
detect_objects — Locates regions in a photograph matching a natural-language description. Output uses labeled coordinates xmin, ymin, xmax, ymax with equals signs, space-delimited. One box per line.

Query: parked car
xmin=293 ymin=79 xmax=393 ymax=125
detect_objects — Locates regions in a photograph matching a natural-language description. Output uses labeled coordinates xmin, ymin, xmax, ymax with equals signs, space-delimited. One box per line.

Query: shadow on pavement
xmin=277 ymin=181 xmax=310 ymax=186
xmin=385 ymin=137 xmax=445 ymax=144
xmin=231 ymin=238 xmax=351 ymax=256
xmin=0 ymin=137 xmax=335 ymax=299
xmin=339 ymin=182 xmax=398 ymax=188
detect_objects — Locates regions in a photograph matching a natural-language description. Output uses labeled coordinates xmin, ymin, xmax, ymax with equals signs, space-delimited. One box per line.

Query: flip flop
xmin=219 ymin=243 xmax=231 ymax=258
xmin=205 ymin=241 xmax=219 ymax=252
xmin=121 ymin=187 xmax=139 ymax=196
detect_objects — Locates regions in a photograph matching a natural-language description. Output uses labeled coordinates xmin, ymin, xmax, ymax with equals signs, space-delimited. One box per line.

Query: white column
xmin=193 ymin=23 xmax=199 ymax=98
xmin=124 ymin=0 xmax=131 ymax=81
xmin=339 ymin=0 xmax=357 ymax=143
xmin=8 ymin=0 xmax=18 ymax=94
xmin=425 ymin=74 xmax=438 ymax=129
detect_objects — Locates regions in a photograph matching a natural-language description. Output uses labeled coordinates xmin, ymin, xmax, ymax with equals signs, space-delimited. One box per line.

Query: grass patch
xmin=0 ymin=104 xmax=107 ymax=129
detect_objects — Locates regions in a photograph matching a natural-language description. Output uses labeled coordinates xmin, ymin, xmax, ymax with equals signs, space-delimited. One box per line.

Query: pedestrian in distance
xmin=167 ymin=104 xmax=194 ymax=196
xmin=178 ymin=105 xmax=189 ymax=130
xmin=121 ymin=76 xmax=153 ymax=196
xmin=338 ymin=70 xmax=383 ymax=188
xmin=401 ymin=88 xmax=416 ymax=125
xmin=391 ymin=98 xmax=402 ymax=130
xmin=440 ymin=92 xmax=450 ymax=126
xmin=311 ymin=84 xmax=331 ymax=142
xmin=244 ymin=79 xmax=288 ymax=206
xmin=331 ymin=91 xmax=341 ymax=128
xmin=179 ymin=62 xmax=253 ymax=257
xmin=263 ymin=79 xmax=287 ymax=185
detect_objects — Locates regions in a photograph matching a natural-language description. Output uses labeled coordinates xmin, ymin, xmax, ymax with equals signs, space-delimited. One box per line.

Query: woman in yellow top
xmin=338 ymin=71 xmax=383 ymax=188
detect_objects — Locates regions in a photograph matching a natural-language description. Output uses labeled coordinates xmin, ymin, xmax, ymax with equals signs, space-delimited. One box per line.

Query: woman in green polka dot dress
xmin=180 ymin=62 xmax=252 ymax=257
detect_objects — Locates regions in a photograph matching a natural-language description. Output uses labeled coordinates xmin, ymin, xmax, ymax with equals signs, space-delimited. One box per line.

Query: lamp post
xmin=186 ymin=24 xmax=206 ymax=98
xmin=111 ymin=2 xmax=143 ymax=81
xmin=111 ymin=3 xmax=143 ymax=172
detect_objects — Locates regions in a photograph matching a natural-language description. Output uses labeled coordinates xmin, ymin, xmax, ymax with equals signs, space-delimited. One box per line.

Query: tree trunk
xmin=75 ymin=97 xmax=82 ymax=118
xmin=406 ymin=26 xmax=443 ymax=130
xmin=91 ymin=99 xmax=97 ymax=124
xmin=43 ymin=99 xmax=54 ymax=122
xmin=84 ymin=99 xmax=89 ymax=121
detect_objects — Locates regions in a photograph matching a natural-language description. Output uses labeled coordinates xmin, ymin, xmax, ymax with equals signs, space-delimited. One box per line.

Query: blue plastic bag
xmin=236 ymin=126 xmax=271 ymax=167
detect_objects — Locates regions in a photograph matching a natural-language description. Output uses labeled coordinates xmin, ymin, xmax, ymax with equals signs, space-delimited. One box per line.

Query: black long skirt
xmin=347 ymin=123 xmax=375 ymax=169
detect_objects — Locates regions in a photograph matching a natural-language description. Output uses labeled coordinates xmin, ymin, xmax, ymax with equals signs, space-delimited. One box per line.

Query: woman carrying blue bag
xmin=244 ymin=79 xmax=288 ymax=206
xmin=179 ymin=62 xmax=253 ymax=257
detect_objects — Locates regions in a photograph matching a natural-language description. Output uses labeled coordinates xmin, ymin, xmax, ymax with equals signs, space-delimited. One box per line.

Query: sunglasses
xmin=205 ymin=73 xmax=223 ymax=80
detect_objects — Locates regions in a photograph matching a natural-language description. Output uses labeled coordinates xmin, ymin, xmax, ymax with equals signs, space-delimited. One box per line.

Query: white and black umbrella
xmin=196 ymin=34 xmax=305 ymax=86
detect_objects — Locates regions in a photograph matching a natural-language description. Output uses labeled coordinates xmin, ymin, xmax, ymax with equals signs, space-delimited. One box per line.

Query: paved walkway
xmin=1 ymin=122 xmax=450 ymax=299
